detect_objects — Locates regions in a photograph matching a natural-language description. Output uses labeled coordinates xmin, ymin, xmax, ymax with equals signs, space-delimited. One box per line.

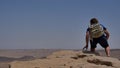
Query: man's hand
xmin=83 ymin=45 xmax=88 ymax=51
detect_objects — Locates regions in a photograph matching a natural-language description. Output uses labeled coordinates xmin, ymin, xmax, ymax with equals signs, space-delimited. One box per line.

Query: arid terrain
xmin=0 ymin=49 xmax=120 ymax=68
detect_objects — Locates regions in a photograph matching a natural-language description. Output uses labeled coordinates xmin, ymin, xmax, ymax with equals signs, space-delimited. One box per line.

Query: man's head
xmin=90 ymin=18 xmax=99 ymax=25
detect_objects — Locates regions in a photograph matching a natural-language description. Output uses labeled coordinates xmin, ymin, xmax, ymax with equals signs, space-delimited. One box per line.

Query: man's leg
xmin=91 ymin=48 xmax=95 ymax=52
xmin=105 ymin=46 xmax=110 ymax=57
xmin=90 ymin=40 xmax=97 ymax=52
xmin=99 ymin=36 xmax=110 ymax=57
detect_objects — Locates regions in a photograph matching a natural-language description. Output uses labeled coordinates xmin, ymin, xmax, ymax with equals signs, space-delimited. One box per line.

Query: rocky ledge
xmin=10 ymin=50 xmax=120 ymax=68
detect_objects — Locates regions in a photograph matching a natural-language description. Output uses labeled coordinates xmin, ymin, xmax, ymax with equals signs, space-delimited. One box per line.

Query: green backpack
xmin=89 ymin=23 xmax=104 ymax=38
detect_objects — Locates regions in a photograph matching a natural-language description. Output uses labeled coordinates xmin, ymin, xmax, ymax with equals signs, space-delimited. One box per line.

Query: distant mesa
xmin=0 ymin=56 xmax=35 ymax=62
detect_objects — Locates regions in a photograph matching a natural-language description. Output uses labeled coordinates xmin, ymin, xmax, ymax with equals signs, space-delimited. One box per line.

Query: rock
xmin=10 ymin=50 xmax=120 ymax=68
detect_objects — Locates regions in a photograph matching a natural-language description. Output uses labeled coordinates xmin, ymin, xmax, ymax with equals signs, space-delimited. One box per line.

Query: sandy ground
xmin=0 ymin=49 xmax=119 ymax=68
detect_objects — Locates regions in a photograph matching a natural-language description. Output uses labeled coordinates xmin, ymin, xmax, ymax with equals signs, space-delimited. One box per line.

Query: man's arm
xmin=83 ymin=31 xmax=90 ymax=50
xmin=104 ymin=29 xmax=110 ymax=40
xmin=86 ymin=31 xmax=89 ymax=46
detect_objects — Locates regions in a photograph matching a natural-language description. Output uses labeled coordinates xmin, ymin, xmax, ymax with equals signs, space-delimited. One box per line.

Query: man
xmin=83 ymin=18 xmax=110 ymax=57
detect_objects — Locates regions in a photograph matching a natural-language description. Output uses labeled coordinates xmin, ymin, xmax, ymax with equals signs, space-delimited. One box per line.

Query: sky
xmin=0 ymin=0 xmax=120 ymax=49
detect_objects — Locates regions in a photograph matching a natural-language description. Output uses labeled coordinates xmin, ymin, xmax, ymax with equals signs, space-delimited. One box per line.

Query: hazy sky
xmin=0 ymin=0 xmax=120 ymax=49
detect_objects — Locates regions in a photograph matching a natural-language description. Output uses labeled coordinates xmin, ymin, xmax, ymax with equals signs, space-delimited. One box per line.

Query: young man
xmin=83 ymin=18 xmax=110 ymax=57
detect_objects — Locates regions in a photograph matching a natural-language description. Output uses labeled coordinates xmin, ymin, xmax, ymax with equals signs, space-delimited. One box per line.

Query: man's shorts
xmin=90 ymin=35 xmax=109 ymax=49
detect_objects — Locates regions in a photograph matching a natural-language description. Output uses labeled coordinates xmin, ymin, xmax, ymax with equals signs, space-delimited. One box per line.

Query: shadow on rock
xmin=87 ymin=59 xmax=113 ymax=67
xmin=82 ymin=50 xmax=100 ymax=56
xmin=71 ymin=54 xmax=87 ymax=60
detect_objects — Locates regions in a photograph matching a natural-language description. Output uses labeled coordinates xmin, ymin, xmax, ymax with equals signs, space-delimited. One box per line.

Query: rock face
xmin=10 ymin=50 xmax=120 ymax=68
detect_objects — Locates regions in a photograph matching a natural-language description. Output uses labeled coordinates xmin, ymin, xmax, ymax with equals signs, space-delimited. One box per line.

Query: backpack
xmin=89 ymin=23 xmax=104 ymax=38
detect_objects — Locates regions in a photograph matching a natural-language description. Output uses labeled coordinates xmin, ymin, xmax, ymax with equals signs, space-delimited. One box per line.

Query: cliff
xmin=10 ymin=50 xmax=120 ymax=68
